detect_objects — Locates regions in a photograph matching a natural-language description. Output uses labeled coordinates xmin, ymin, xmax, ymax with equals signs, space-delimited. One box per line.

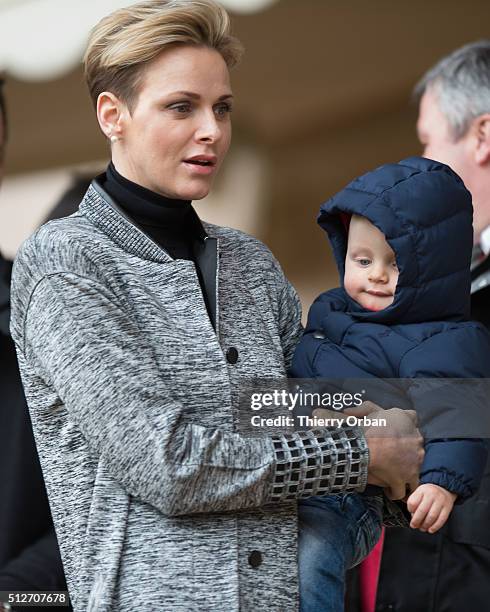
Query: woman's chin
xmin=175 ymin=182 xmax=212 ymax=201
xmin=188 ymin=189 xmax=211 ymax=201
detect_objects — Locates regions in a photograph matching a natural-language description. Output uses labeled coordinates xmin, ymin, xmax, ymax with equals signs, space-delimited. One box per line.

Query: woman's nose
xmin=195 ymin=111 xmax=222 ymax=143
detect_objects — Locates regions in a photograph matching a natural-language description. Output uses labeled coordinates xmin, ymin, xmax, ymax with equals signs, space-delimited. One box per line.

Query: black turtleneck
xmin=0 ymin=253 xmax=11 ymax=336
xmin=102 ymin=161 xmax=206 ymax=261
xmin=100 ymin=162 xmax=217 ymax=329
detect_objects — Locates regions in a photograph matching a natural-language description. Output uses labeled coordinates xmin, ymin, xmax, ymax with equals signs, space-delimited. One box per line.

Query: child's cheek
xmin=343 ymin=276 xmax=357 ymax=301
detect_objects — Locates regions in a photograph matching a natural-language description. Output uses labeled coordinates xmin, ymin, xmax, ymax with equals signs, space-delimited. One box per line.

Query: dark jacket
xmin=0 ymin=253 xmax=68 ymax=603
xmin=370 ymin=241 xmax=490 ymax=612
xmin=291 ymin=156 xmax=490 ymax=500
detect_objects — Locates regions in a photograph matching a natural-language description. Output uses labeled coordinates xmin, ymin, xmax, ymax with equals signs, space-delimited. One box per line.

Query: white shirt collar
xmin=480 ymin=225 xmax=490 ymax=255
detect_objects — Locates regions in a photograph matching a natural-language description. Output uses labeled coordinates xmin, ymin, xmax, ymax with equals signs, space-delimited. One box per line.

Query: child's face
xmin=344 ymin=215 xmax=399 ymax=311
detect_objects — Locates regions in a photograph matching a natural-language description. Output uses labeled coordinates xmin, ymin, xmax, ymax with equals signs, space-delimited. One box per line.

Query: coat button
xmin=226 ymin=347 xmax=239 ymax=364
xmin=313 ymin=330 xmax=326 ymax=340
xmin=248 ymin=550 xmax=262 ymax=568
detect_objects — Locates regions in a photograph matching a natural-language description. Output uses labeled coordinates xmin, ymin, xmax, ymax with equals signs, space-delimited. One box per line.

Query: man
xmin=0 ymin=79 xmax=69 ymax=610
xmin=375 ymin=41 xmax=490 ymax=611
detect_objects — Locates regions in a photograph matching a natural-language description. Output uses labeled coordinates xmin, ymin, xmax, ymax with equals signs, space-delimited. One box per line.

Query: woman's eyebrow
xmin=170 ymin=90 xmax=234 ymax=100
xmin=171 ymin=90 xmax=200 ymax=99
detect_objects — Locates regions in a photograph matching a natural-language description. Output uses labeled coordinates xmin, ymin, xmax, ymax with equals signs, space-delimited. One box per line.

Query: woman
xmin=9 ymin=1 xmax=421 ymax=610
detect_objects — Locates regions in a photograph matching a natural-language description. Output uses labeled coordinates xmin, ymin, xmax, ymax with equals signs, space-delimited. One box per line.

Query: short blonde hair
xmin=84 ymin=0 xmax=243 ymax=111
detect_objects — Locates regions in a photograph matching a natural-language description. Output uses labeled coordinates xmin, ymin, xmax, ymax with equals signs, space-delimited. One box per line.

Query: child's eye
xmin=357 ymin=258 xmax=371 ymax=267
xmin=392 ymin=261 xmax=398 ymax=269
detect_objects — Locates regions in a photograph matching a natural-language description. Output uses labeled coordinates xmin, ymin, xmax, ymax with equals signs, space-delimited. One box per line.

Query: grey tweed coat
xmin=9 ymin=181 xmax=368 ymax=612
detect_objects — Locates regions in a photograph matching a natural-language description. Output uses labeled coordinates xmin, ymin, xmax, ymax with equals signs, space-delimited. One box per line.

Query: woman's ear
xmin=473 ymin=114 xmax=490 ymax=166
xmin=96 ymin=91 xmax=125 ymax=143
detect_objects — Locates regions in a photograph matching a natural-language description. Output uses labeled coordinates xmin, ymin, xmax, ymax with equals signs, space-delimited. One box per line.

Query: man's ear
xmin=96 ymin=91 xmax=126 ymax=142
xmin=473 ymin=114 xmax=490 ymax=166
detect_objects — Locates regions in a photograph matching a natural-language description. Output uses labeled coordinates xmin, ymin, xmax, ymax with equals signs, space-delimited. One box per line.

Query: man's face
xmin=417 ymin=89 xmax=472 ymax=181
xmin=416 ymin=88 xmax=485 ymax=238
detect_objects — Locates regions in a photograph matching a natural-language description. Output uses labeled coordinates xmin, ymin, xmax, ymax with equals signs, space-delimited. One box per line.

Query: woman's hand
xmin=314 ymin=401 xmax=424 ymax=500
xmin=407 ymin=483 xmax=457 ymax=533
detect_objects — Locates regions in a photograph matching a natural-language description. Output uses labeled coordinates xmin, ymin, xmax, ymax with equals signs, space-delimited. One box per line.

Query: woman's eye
xmin=169 ymin=102 xmax=192 ymax=114
xmin=214 ymin=102 xmax=232 ymax=118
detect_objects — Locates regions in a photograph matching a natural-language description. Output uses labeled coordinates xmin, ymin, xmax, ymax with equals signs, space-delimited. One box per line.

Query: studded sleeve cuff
xmin=267 ymin=427 xmax=369 ymax=502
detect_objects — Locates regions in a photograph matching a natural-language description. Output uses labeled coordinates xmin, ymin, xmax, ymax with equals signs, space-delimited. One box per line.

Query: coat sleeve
xmin=269 ymin=256 xmax=303 ymax=371
xmin=17 ymin=272 xmax=368 ymax=517
xmin=399 ymin=326 xmax=490 ymax=500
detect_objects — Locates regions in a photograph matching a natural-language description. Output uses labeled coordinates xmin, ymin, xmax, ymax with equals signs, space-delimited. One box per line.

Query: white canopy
xmin=0 ymin=0 xmax=279 ymax=81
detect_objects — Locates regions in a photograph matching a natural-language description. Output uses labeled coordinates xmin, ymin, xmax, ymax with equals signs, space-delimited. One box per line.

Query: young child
xmin=291 ymin=156 xmax=490 ymax=612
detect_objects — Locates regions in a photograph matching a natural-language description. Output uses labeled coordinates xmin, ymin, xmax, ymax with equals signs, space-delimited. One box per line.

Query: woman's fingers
xmin=312 ymin=408 xmax=344 ymax=420
xmin=386 ymin=481 xmax=407 ymax=501
xmin=403 ymin=409 xmax=418 ymax=426
xmin=365 ymin=414 xmax=423 ymax=494
xmin=343 ymin=401 xmax=383 ymax=417
xmin=407 ymin=477 xmax=420 ymax=496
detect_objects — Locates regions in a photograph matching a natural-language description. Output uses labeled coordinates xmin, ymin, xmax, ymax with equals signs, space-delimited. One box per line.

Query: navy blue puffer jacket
xmin=291 ymin=157 xmax=490 ymax=500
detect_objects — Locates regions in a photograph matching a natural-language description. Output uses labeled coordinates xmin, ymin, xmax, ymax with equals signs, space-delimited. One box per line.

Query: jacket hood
xmin=318 ymin=157 xmax=473 ymax=324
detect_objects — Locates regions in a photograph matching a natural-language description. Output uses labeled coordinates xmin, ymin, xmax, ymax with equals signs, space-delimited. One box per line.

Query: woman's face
xmin=108 ymin=45 xmax=233 ymax=200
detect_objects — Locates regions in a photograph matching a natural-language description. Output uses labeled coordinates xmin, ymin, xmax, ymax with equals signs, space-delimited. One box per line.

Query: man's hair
xmin=83 ymin=0 xmax=243 ymax=112
xmin=414 ymin=40 xmax=490 ymax=141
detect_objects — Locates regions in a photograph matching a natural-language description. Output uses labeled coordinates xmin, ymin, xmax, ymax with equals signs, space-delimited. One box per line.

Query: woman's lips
xmin=182 ymin=156 xmax=217 ymax=176
xmin=182 ymin=161 xmax=217 ymax=175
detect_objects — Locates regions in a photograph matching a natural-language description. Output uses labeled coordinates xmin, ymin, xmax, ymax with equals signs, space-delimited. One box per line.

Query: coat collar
xmin=79 ymin=178 xmax=210 ymax=264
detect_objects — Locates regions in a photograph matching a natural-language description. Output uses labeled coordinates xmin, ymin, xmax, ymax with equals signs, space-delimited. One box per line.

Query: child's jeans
xmin=298 ymin=492 xmax=383 ymax=612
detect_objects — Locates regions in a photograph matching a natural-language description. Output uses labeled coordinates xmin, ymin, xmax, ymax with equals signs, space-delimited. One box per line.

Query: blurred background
xmin=1 ymin=0 xmax=489 ymax=313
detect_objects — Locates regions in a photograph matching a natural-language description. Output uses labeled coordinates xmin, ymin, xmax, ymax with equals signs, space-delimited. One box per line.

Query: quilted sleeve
xmin=400 ymin=325 xmax=490 ymax=500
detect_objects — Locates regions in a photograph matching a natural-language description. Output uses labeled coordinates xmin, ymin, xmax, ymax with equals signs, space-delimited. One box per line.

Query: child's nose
xmin=368 ymin=265 xmax=389 ymax=283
